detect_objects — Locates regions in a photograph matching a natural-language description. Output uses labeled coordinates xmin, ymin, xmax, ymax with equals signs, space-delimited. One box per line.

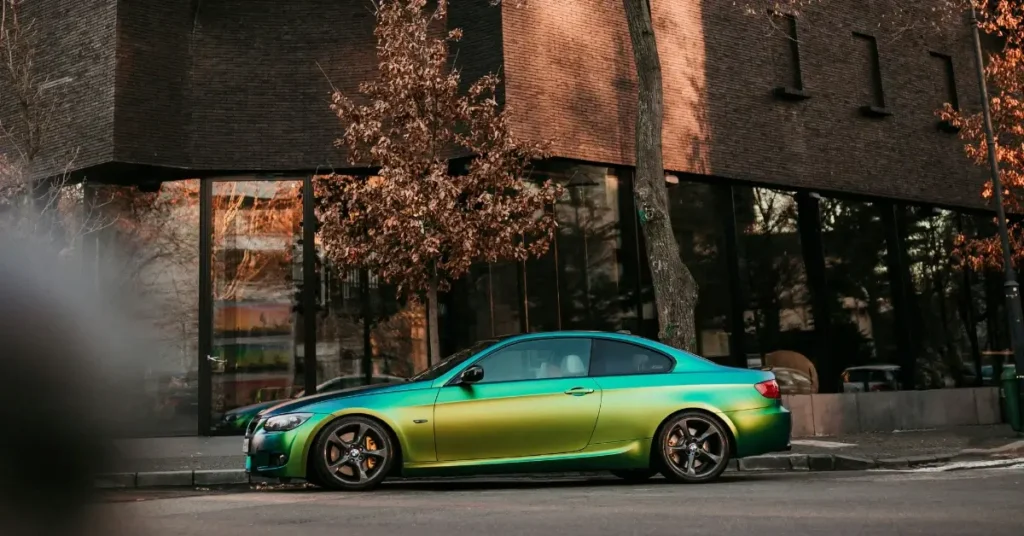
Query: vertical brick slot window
xmin=771 ymin=13 xmax=810 ymax=101
xmin=930 ymin=52 xmax=960 ymax=132
xmin=853 ymin=32 xmax=891 ymax=117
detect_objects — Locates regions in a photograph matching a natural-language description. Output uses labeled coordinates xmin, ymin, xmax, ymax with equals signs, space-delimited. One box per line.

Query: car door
xmin=585 ymin=338 xmax=678 ymax=444
xmin=433 ymin=337 xmax=601 ymax=462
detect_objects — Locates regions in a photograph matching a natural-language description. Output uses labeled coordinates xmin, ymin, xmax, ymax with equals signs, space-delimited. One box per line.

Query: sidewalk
xmin=100 ymin=424 xmax=1024 ymax=488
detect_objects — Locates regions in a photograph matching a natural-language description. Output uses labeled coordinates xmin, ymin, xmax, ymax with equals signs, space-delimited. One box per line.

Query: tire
xmin=310 ymin=416 xmax=395 ymax=491
xmin=610 ymin=469 xmax=657 ymax=482
xmin=656 ymin=411 xmax=731 ymax=484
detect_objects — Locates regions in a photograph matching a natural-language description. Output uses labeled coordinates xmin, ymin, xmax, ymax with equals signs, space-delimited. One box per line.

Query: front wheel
xmin=657 ymin=411 xmax=731 ymax=484
xmin=310 ymin=416 xmax=395 ymax=491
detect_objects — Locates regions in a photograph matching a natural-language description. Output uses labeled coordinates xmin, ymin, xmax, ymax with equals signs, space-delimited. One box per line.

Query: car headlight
xmin=262 ymin=413 xmax=313 ymax=432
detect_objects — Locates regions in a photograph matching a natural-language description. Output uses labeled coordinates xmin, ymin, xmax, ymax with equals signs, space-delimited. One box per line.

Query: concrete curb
xmin=94 ymin=453 xmax=959 ymax=490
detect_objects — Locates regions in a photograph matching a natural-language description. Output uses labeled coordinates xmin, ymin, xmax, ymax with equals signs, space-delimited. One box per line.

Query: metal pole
xmin=301 ymin=177 xmax=318 ymax=395
xmin=969 ymin=6 xmax=1024 ymax=423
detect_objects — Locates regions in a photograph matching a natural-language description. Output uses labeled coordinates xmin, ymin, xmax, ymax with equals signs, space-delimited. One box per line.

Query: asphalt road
xmin=92 ymin=469 xmax=1024 ymax=536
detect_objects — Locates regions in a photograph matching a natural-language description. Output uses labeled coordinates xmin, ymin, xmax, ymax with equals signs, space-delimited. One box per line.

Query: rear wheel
xmin=311 ymin=416 xmax=394 ymax=491
xmin=610 ymin=469 xmax=657 ymax=482
xmin=657 ymin=411 xmax=731 ymax=484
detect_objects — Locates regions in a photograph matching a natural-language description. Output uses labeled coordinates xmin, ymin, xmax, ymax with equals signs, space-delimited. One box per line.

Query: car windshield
xmin=408 ymin=339 xmax=498 ymax=382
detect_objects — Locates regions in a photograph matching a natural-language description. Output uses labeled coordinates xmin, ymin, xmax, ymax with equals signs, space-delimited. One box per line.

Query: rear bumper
xmin=726 ymin=403 xmax=792 ymax=458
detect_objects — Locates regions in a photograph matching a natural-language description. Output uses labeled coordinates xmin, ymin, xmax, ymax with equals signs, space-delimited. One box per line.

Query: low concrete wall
xmin=781 ymin=387 xmax=1001 ymax=437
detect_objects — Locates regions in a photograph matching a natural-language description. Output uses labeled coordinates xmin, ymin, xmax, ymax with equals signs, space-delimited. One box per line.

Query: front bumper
xmin=727 ymin=403 xmax=792 ymax=458
xmin=244 ymin=415 xmax=327 ymax=479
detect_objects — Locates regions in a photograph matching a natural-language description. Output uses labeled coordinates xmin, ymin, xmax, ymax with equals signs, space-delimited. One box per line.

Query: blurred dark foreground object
xmin=0 ymin=237 xmax=147 ymax=536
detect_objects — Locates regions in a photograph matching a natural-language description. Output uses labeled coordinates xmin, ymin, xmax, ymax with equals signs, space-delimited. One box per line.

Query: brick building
xmin=5 ymin=0 xmax=1008 ymax=436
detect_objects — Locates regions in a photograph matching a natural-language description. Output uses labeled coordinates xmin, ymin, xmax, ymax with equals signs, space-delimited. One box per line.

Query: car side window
xmin=589 ymin=339 xmax=674 ymax=377
xmin=473 ymin=339 xmax=592 ymax=384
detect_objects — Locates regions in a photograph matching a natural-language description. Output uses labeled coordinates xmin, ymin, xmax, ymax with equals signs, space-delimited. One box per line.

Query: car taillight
xmin=755 ymin=379 xmax=781 ymax=399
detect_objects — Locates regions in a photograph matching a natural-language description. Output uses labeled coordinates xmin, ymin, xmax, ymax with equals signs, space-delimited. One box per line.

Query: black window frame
xmin=769 ymin=10 xmax=811 ymax=101
xmin=456 ymin=337 xmax=594 ymax=386
xmin=587 ymin=337 xmax=677 ymax=378
xmin=852 ymin=31 xmax=891 ymax=117
xmin=929 ymin=51 xmax=960 ymax=112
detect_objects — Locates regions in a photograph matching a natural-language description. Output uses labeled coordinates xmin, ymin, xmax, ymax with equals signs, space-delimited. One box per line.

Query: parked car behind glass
xmin=841 ymin=365 xmax=901 ymax=392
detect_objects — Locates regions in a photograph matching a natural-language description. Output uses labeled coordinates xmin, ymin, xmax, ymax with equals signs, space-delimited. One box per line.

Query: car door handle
xmin=564 ymin=387 xmax=595 ymax=396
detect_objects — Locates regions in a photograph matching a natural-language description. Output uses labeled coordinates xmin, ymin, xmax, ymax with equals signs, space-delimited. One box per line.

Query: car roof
xmin=497 ymin=330 xmax=646 ymax=340
xmin=487 ymin=330 xmax=703 ymax=362
xmin=492 ymin=330 xmax=665 ymax=348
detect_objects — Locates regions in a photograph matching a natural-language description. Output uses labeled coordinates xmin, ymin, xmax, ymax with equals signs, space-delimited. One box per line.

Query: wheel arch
xmin=303 ymin=412 xmax=406 ymax=480
xmin=649 ymin=407 xmax=739 ymax=468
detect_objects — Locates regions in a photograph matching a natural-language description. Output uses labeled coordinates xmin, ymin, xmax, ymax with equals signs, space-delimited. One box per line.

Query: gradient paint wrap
xmin=245 ymin=332 xmax=791 ymax=480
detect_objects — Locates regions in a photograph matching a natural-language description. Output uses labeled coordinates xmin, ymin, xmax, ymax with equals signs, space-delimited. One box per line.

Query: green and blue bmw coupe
xmin=244 ymin=331 xmax=791 ymax=490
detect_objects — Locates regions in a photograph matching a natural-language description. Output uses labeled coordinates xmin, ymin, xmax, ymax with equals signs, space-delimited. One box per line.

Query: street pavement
xmin=108 ymin=424 xmax=1023 ymax=473
xmin=92 ymin=468 xmax=1024 ymax=535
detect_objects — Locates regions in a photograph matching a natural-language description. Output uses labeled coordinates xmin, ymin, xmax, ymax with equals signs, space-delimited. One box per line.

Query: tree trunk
xmin=622 ymin=0 xmax=699 ymax=351
xmin=426 ymin=275 xmax=441 ymax=367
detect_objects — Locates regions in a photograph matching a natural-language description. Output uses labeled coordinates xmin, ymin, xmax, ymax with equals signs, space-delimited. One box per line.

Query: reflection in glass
xmin=735 ymin=187 xmax=817 ymax=385
xmin=490 ymin=262 xmax=522 ymax=336
xmin=209 ymin=180 xmax=303 ymax=423
xmin=904 ymin=207 xmax=979 ymax=388
xmin=368 ymin=279 xmax=428 ymax=379
xmin=442 ymin=265 xmax=493 ymax=355
xmin=527 ymin=162 xmax=628 ymax=332
xmin=959 ymin=213 xmax=1011 ymax=385
xmin=819 ymin=198 xmax=897 ymax=380
xmin=314 ymin=241 xmax=428 ymax=387
xmin=313 ymin=262 xmax=366 ymax=386
xmin=89 ymin=180 xmax=201 ymax=436
xmin=667 ymin=181 xmax=732 ymax=363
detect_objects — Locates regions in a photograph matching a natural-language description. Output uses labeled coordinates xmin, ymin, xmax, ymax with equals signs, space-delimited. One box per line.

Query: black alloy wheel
xmin=657 ymin=411 xmax=731 ymax=484
xmin=311 ymin=416 xmax=394 ymax=491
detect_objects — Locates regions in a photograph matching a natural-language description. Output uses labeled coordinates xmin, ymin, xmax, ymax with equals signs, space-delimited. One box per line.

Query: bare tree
xmin=0 ymin=0 xmax=102 ymax=253
xmin=619 ymin=0 xmax=700 ymax=351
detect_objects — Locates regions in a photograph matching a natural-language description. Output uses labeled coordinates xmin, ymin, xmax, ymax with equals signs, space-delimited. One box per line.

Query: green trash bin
xmin=1001 ymin=365 xmax=1021 ymax=432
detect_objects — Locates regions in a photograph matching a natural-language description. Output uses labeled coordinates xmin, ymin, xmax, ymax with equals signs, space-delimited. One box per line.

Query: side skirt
xmin=400 ymin=439 xmax=651 ymax=478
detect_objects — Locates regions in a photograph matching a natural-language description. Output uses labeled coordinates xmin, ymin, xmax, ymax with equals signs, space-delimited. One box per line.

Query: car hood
xmin=258 ymin=379 xmax=428 ymax=417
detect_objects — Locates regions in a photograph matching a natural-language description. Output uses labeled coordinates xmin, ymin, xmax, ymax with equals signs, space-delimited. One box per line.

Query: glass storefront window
xmin=442 ymin=264 xmax=494 ymax=355
xmin=735 ymin=187 xmax=818 ymax=385
xmin=523 ymin=162 xmax=629 ymax=333
xmin=959 ymin=213 xmax=1011 ymax=385
xmin=88 ymin=180 xmax=201 ymax=436
xmin=369 ymin=280 xmax=428 ymax=379
xmin=903 ymin=207 xmax=982 ymax=388
xmin=311 ymin=263 xmax=366 ymax=388
xmin=667 ymin=180 xmax=733 ymax=364
xmin=209 ymin=180 xmax=303 ymax=422
xmin=819 ymin=198 xmax=898 ymax=383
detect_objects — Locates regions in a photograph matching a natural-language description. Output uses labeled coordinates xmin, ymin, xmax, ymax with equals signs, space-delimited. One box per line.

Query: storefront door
xmin=200 ymin=177 xmax=305 ymax=434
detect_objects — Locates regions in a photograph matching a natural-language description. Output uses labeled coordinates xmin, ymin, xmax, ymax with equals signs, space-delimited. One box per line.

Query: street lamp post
xmin=968 ymin=5 xmax=1024 ymax=431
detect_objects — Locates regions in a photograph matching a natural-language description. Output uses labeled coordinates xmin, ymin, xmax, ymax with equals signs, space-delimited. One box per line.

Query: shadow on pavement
xmin=259 ymin=473 xmax=781 ymax=493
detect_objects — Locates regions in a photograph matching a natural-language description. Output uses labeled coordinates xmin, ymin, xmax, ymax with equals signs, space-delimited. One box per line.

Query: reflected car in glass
xmin=769 ymin=366 xmax=815 ymax=395
xmin=841 ymin=365 xmax=901 ymax=393
xmin=243 ymin=331 xmax=792 ymax=491
xmin=213 ymin=375 xmax=405 ymax=434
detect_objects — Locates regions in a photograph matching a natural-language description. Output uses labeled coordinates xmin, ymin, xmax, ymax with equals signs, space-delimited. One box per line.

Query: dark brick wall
xmin=448 ymin=0 xmax=505 ymax=105
xmin=109 ymin=0 xmax=380 ymax=173
xmin=186 ymin=0 xmax=377 ymax=171
xmin=500 ymin=0 xmax=988 ymax=209
xmin=16 ymin=0 xmax=993 ymax=211
xmin=3 ymin=0 xmax=117 ymax=178
xmin=112 ymin=0 xmax=193 ymax=168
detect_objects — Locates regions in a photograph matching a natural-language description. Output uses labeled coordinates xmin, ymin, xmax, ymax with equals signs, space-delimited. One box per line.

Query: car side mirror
xmin=458 ymin=365 xmax=484 ymax=386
